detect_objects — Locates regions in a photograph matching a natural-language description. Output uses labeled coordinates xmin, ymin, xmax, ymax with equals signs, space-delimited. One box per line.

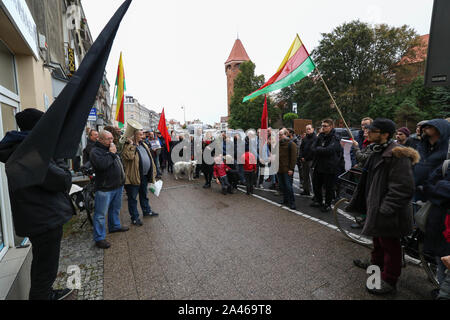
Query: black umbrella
xmin=6 ymin=0 xmax=132 ymax=191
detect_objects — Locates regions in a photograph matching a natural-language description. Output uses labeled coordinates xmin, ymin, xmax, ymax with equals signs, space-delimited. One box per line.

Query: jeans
xmin=125 ymin=175 xmax=152 ymax=221
xmin=371 ymin=237 xmax=402 ymax=286
xmin=29 ymin=226 xmax=63 ymax=300
xmin=277 ymin=173 xmax=295 ymax=206
xmin=436 ymin=257 xmax=450 ymax=299
xmin=154 ymin=153 xmax=162 ymax=176
xmin=93 ymin=187 xmax=124 ymax=242
xmin=219 ymin=176 xmax=231 ymax=192
xmin=237 ymin=164 xmax=246 ymax=184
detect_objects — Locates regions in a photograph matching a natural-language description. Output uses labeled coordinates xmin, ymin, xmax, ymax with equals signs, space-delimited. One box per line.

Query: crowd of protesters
xmin=1 ymin=107 xmax=449 ymax=300
xmin=145 ymin=116 xmax=449 ymax=299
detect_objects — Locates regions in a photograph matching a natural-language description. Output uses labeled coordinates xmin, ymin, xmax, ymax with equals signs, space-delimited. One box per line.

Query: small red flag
xmin=157 ymin=108 xmax=172 ymax=152
xmin=261 ymin=95 xmax=268 ymax=130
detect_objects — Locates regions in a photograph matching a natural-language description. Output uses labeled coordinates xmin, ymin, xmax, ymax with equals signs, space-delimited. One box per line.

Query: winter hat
xmin=397 ymin=127 xmax=411 ymax=137
xmin=15 ymin=108 xmax=44 ymax=131
xmin=368 ymin=118 xmax=396 ymax=136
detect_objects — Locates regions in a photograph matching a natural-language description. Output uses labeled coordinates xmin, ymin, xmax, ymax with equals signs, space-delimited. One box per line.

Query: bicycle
xmin=333 ymin=169 xmax=439 ymax=288
xmin=70 ymin=165 xmax=96 ymax=229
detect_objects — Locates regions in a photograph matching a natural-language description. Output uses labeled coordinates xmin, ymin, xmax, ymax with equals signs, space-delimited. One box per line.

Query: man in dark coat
xmin=299 ymin=124 xmax=317 ymax=196
xmin=0 ymin=109 xmax=75 ymax=300
xmin=82 ymin=129 xmax=98 ymax=164
xmin=348 ymin=118 xmax=419 ymax=295
xmin=310 ymin=119 xmax=343 ymax=212
xmin=89 ymin=130 xmax=128 ymax=249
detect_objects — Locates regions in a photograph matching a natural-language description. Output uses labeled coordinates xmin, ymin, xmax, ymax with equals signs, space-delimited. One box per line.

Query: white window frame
xmin=0 ymin=47 xmax=22 ymax=261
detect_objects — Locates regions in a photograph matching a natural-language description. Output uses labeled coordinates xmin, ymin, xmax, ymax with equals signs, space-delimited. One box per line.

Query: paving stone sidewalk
xmin=54 ymin=211 xmax=104 ymax=300
xmin=101 ymin=174 xmax=435 ymax=300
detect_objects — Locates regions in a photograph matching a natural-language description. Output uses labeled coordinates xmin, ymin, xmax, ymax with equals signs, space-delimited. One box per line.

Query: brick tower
xmin=225 ymin=38 xmax=250 ymax=117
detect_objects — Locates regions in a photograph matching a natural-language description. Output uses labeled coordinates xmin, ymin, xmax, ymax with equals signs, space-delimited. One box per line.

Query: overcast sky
xmin=81 ymin=0 xmax=434 ymax=125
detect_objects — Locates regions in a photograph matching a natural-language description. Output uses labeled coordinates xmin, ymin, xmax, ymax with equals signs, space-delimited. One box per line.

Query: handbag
xmin=414 ymin=201 xmax=432 ymax=233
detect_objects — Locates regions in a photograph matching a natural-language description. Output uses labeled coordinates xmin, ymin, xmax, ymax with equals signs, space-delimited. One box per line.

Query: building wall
xmin=0 ymin=0 xmax=101 ymax=300
xmin=15 ymin=55 xmax=54 ymax=111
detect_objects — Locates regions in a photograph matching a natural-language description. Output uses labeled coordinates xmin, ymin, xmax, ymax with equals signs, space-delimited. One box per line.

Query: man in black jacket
xmin=90 ymin=130 xmax=128 ymax=249
xmin=82 ymin=129 xmax=98 ymax=164
xmin=0 ymin=108 xmax=74 ymax=300
xmin=311 ymin=119 xmax=343 ymax=212
xmin=299 ymin=124 xmax=317 ymax=196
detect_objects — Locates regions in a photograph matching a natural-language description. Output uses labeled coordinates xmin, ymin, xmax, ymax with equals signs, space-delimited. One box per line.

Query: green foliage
xmin=283 ymin=113 xmax=299 ymax=121
xmin=368 ymin=76 xmax=450 ymax=128
xmin=283 ymin=112 xmax=299 ymax=127
xmin=277 ymin=20 xmax=422 ymax=126
xmin=229 ymin=61 xmax=280 ymax=130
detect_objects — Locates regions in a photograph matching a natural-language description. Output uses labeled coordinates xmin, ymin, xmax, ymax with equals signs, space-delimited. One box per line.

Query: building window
xmin=0 ymin=40 xmax=17 ymax=94
xmin=0 ymin=206 xmax=4 ymax=252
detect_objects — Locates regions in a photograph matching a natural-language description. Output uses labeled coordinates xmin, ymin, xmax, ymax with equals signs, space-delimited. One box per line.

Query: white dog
xmin=173 ymin=160 xmax=197 ymax=181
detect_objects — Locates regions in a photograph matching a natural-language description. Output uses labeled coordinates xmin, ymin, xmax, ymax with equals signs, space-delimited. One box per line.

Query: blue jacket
xmin=414 ymin=119 xmax=450 ymax=189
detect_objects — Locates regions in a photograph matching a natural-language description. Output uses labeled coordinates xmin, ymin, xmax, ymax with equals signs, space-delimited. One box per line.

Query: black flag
xmin=6 ymin=0 xmax=132 ymax=191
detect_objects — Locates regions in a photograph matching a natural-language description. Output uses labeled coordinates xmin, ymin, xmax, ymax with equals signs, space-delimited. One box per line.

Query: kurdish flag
xmin=115 ymin=52 xmax=126 ymax=128
xmin=243 ymin=34 xmax=315 ymax=102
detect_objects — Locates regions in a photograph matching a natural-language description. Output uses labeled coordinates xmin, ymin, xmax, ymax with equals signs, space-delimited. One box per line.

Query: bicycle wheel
xmin=333 ymin=198 xmax=373 ymax=247
xmin=418 ymin=240 xmax=439 ymax=288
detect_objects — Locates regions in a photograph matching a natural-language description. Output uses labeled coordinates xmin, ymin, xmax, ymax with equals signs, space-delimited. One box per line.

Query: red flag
xmin=157 ymin=108 xmax=172 ymax=152
xmin=261 ymin=95 xmax=268 ymax=129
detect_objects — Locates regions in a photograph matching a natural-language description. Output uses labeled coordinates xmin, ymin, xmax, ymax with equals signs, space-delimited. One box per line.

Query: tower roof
xmin=225 ymin=39 xmax=250 ymax=65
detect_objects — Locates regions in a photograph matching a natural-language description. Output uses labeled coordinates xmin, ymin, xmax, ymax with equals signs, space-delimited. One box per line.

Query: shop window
xmin=0 ymin=206 xmax=4 ymax=252
xmin=1 ymin=104 xmax=16 ymax=136
xmin=0 ymin=41 xmax=17 ymax=94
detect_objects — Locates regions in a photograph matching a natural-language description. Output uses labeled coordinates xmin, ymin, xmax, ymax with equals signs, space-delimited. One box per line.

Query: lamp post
xmin=181 ymin=106 xmax=186 ymax=125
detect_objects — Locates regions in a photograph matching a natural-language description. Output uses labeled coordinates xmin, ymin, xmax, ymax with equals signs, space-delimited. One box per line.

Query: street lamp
xmin=181 ymin=106 xmax=186 ymax=125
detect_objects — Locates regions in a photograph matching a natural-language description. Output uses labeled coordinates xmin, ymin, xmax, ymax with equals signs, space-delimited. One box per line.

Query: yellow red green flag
xmin=115 ymin=52 xmax=126 ymax=128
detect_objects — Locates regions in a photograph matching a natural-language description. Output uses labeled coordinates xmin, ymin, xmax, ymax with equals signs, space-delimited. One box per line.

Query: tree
xmin=283 ymin=113 xmax=299 ymax=127
xmin=277 ymin=20 xmax=419 ymax=125
xmin=229 ymin=61 xmax=280 ymax=130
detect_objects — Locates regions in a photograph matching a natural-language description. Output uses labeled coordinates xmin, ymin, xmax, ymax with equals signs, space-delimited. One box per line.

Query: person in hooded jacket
xmin=414 ymin=119 xmax=450 ymax=200
xmin=0 ymin=108 xmax=74 ymax=300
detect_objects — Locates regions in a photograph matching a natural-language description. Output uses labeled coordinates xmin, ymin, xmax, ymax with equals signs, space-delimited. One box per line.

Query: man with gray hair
xmin=89 ymin=131 xmax=128 ymax=249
